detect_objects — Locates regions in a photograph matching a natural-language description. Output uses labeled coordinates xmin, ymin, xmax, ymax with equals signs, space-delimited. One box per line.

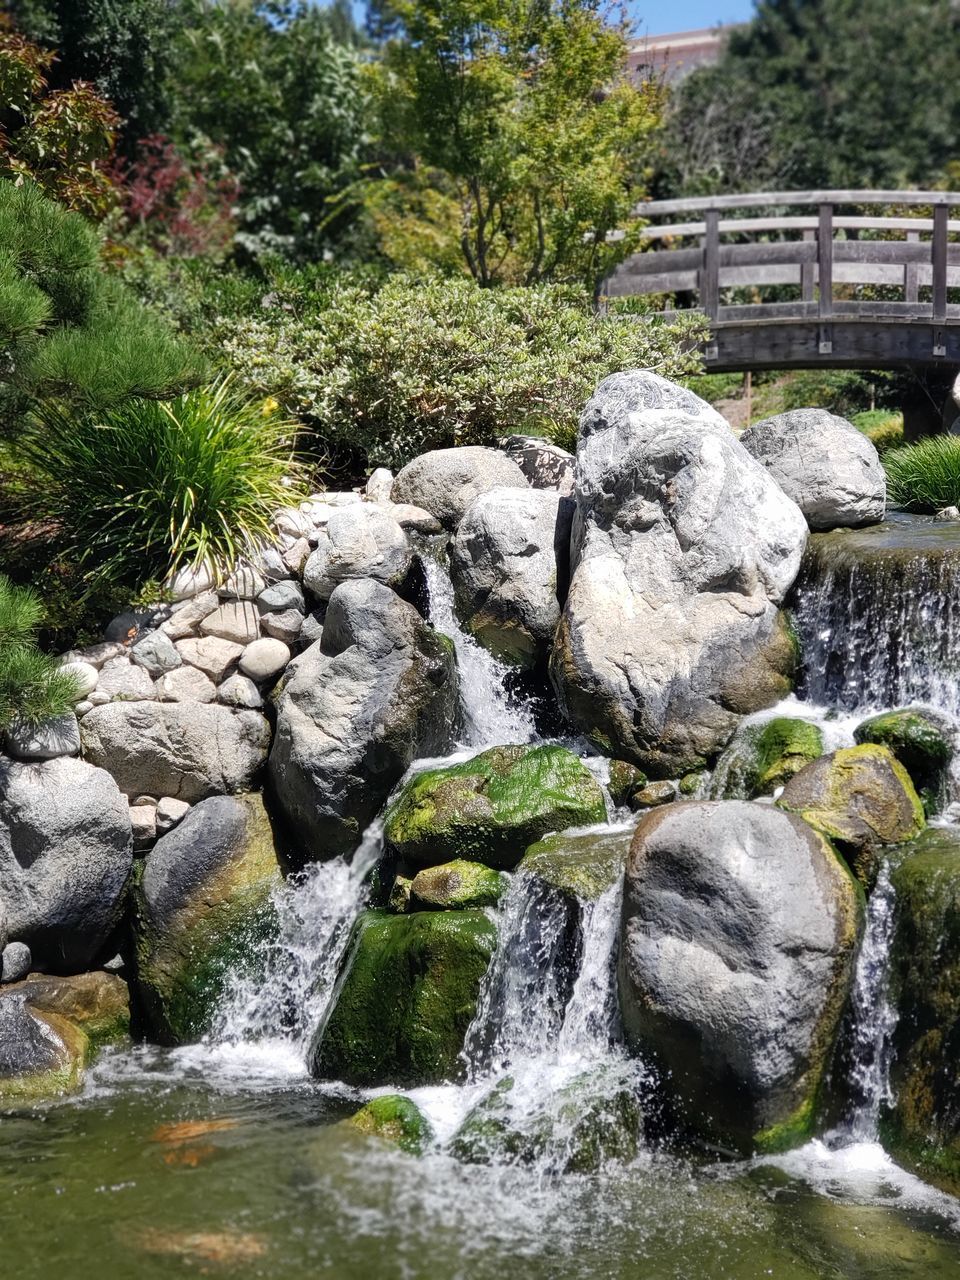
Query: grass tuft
xmin=884 ymin=435 xmax=960 ymax=513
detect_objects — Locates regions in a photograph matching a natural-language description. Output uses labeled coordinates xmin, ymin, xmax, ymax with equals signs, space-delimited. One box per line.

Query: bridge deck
xmin=605 ymin=190 xmax=960 ymax=371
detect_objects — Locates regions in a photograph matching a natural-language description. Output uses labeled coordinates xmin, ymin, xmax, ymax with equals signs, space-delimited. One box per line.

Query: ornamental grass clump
xmin=22 ymin=377 xmax=304 ymax=589
xmin=0 ymin=574 xmax=81 ymax=728
xmin=883 ymin=435 xmax=960 ymax=513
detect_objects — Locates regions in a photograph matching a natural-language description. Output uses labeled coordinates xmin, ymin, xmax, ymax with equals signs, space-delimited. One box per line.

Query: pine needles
xmin=0 ymin=574 xmax=80 ymax=728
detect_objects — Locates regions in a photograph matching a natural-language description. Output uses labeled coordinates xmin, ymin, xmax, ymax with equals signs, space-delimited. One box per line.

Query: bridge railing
xmin=605 ymin=191 xmax=960 ymax=352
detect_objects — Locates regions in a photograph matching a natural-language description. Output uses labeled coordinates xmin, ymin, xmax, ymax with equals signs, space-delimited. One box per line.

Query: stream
xmin=4 ymin=520 xmax=960 ymax=1277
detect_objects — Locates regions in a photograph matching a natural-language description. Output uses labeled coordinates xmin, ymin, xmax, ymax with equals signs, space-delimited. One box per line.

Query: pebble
xmin=239 ymin=637 xmax=290 ymax=683
xmin=1 ymin=941 xmax=31 ymax=984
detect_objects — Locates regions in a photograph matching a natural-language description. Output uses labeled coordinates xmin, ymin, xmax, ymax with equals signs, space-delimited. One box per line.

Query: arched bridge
xmin=605 ymin=190 xmax=960 ymax=376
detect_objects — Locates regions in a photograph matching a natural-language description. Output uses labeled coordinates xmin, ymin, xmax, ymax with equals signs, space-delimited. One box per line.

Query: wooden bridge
xmin=605 ymin=190 xmax=960 ymax=378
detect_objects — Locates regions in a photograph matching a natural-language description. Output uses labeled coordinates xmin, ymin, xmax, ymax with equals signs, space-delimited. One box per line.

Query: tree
xmin=0 ymin=26 xmax=121 ymax=218
xmin=659 ymin=0 xmax=960 ymax=195
xmin=7 ymin=0 xmax=180 ymax=150
xmin=169 ymin=1 xmax=369 ymax=257
xmin=0 ymin=179 xmax=203 ymax=434
xmin=361 ymin=0 xmax=665 ymax=291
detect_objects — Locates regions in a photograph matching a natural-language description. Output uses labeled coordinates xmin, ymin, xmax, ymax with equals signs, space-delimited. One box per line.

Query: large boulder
xmin=5 ymin=971 xmax=129 ymax=1053
xmin=0 ymin=757 xmax=132 ymax=970
xmin=391 ymin=446 xmax=528 ymax=531
xmin=269 ymin=579 xmax=457 ymax=861
xmin=885 ymin=828 xmax=960 ymax=1196
xmin=383 ymin=744 xmax=607 ymax=870
xmin=499 ymin=434 xmax=575 ymax=495
xmin=450 ymin=488 xmax=573 ymax=667
xmin=309 ymin=909 xmax=496 ymax=1086
xmin=0 ymin=995 xmax=87 ymax=1101
xmin=552 ymin=371 xmax=808 ymax=778
xmin=519 ymin=828 xmax=632 ymax=904
xmin=740 ymin=409 xmax=886 ymax=530
xmin=80 ymin=702 xmax=270 ymax=802
xmin=619 ymin=801 xmax=862 ymax=1154
xmin=303 ymin=505 xmax=412 ymax=602
xmin=854 ymin=707 xmax=954 ymax=814
xmin=709 ymin=716 xmax=825 ymax=800
xmin=777 ymin=744 xmax=925 ymax=885
xmin=132 ymin=793 xmax=280 ymax=1044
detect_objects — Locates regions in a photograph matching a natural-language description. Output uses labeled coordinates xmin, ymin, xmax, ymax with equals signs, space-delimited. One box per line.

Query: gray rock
xmin=88 ymin=690 xmax=111 ymax=707
xmin=551 ymin=371 xmax=808 ymax=777
xmin=741 ymin=409 xmax=886 ymax=531
xmin=0 ymin=995 xmax=82 ymax=1089
xmin=300 ymin=612 xmax=323 ymax=647
xmin=391 ymin=446 xmax=529 ymax=531
xmin=129 ymin=804 xmax=157 ymax=851
xmin=269 ymin=579 xmax=457 ymax=860
xmin=282 ymin=537 xmax=311 ymax=575
xmin=500 ymin=434 xmax=575 ymax=495
xmin=239 ymin=637 xmax=290 ymax=683
xmin=935 ymin=506 xmax=960 ymax=522
xmin=61 ymin=641 xmax=124 ymax=671
xmin=199 ymin=600 xmax=261 ymax=645
xmin=260 ymin=608 xmax=304 ymax=644
xmin=5 ymin=714 xmax=80 ymax=761
xmin=451 ymin=487 xmax=574 ymax=668
xmin=80 ymin=702 xmax=270 ymax=802
xmin=58 ymin=660 xmax=98 ymax=698
xmin=159 ymin=590 xmax=219 ymax=640
xmin=217 ymin=674 xmax=263 ymax=709
xmin=386 ymin=502 xmax=444 ymax=534
xmin=166 ymin=562 xmax=216 ymax=600
xmin=74 ymin=700 xmax=94 ymax=718
xmin=97 ymin=656 xmax=156 ymax=701
xmin=155 ymin=665 xmax=217 ymax=703
xmin=220 ymin=565 xmax=266 ymax=600
xmin=366 ymin=467 xmax=394 ymax=503
xmin=303 ymin=506 xmax=412 ymax=602
xmin=274 ymin=506 xmax=311 ymax=538
xmin=256 ymin=546 xmax=292 ymax=582
xmin=155 ymin=797 xmax=191 ymax=834
xmin=619 ymin=800 xmax=862 ymax=1154
xmin=131 ymin=629 xmax=182 ymax=676
xmin=257 ymin=579 xmax=305 ymax=615
xmin=175 ymin=635 xmax=244 ymax=682
xmin=1 ymin=942 xmax=31 ymax=984
xmin=0 ymin=757 xmax=132 ymax=969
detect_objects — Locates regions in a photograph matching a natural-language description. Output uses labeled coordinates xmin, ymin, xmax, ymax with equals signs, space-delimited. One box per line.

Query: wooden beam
xmin=701 ymin=209 xmax=720 ymax=320
xmin=634 ymin=189 xmax=960 ymax=217
xmin=639 ymin=215 xmax=960 ymax=241
xmin=801 ymin=229 xmax=815 ymax=302
xmin=818 ymin=204 xmax=834 ymax=326
xmin=905 ymin=230 xmax=919 ymax=304
xmin=933 ymin=203 xmax=949 ymax=323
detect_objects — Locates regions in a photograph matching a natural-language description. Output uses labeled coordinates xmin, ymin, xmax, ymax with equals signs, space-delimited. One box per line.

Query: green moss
xmin=0 ymin=1010 xmax=88 ymax=1103
xmin=8 ymin=973 xmax=130 ymax=1056
xmin=520 ymin=829 xmax=632 ymax=903
xmin=711 ymin=717 xmax=823 ymax=800
xmin=409 ymin=860 xmax=505 ymax=910
xmin=679 ymin=770 xmax=708 ymax=797
xmin=344 ymin=1094 xmax=434 ymax=1155
xmin=384 ymin=744 xmax=607 ymax=870
xmin=309 ymin=909 xmax=497 ymax=1087
xmin=754 ymin=1095 xmax=816 ymax=1155
xmin=388 ymin=875 xmax=413 ymax=914
xmin=608 ymin=760 xmax=647 ymax=808
xmin=854 ymin=708 xmax=952 ymax=814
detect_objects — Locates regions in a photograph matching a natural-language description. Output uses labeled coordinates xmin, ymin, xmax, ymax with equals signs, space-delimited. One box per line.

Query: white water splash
xmin=423 ymin=555 xmax=537 ymax=748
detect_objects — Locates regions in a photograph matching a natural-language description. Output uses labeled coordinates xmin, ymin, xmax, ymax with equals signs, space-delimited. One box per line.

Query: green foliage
xmin=0 ymin=573 xmax=80 ymax=728
xmin=218 ymin=273 xmax=707 ymax=467
xmin=779 ymin=369 xmax=887 ymax=420
xmin=853 ymin=410 xmax=905 ymax=454
xmin=0 ymin=179 xmax=203 ymax=430
xmin=19 ymin=377 xmax=305 ymax=590
xmin=169 ymin=0 xmax=368 ymax=258
xmin=883 ymin=436 xmax=960 ymax=513
xmin=361 ymin=0 xmax=665 ymax=289
xmin=660 ymin=0 xmax=960 ymax=195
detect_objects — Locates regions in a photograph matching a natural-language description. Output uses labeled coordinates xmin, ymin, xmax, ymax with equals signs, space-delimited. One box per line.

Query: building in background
xmin=630 ymin=26 xmax=739 ymax=83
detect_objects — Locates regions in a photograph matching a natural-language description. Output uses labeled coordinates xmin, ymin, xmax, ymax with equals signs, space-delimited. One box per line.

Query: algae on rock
xmin=343 ymin=1094 xmax=434 ymax=1155
xmin=309 ymin=909 xmax=497 ymax=1087
xmin=519 ymin=829 xmax=632 ymax=903
xmin=409 ymin=860 xmax=505 ymax=911
xmin=710 ymin=717 xmax=824 ymax=800
xmin=854 ymin=708 xmax=953 ymax=814
xmin=383 ymin=744 xmax=607 ymax=870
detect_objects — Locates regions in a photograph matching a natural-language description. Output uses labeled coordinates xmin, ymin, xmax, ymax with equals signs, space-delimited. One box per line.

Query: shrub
xmin=218 ymin=275 xmax=709 ymax=467
xmin=853 ymin=409 xmax=904 ymax=454
xmin=19 ymin=377 xmax=306 ymax=590
xmin=779 ymin=369 xmax=892 ymax=420
xmin=0 ymin=573 xmax=80 ymax=728
xmin=883 ymin=435 xmax=960 ymax=512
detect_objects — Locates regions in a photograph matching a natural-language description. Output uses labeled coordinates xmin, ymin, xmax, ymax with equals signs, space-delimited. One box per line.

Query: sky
xmin=632 ymin=0 xmax=755 ymax=36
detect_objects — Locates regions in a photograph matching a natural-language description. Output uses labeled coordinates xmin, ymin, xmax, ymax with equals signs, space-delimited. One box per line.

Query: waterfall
xmin=210 ymin=819 xmax=383 ymax=1054
xmin=422 ymin=553 xmax=537 ymax=748
xmin=793 ymin=515 xmax=960 ymax=715
xmin=836 ymin=862 xmax=899 ymax=1144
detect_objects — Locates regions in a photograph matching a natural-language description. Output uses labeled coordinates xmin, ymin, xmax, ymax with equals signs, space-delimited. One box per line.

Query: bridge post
xmin=701 ymin=208 xmax=720 ymax=322
xmin=933 ymin=203 xmax=949 ymax=355
xmin=817 ymin=203 xmax=833 ymax=354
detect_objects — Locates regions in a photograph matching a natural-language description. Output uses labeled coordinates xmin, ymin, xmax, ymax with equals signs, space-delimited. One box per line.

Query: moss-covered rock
xmin=710 ymin=717 xmax=824 ymax=800
xmin=309 ymin=909 xmax=497 ymax=1087
xmin=449 ymin=1066 xmax=643 ymax=1174
xmin=342 ymin=1094 xmax=434 ymax=1155
xmin=7 ymin=972 xmax=129 ymax=1054
xmin=388 ymin=875 xmax=413 ymax=914
xmin=854 ymin=708 xmax=953 ymax=814
xmin=409 ymin=860 xmax=505 ymax=911
xmin=520 ymin=829 xmax=632 ymax=903
xmin=884 ymin=828 xmax=960 ymax=1196
xmin=679 ymin=770 xmax=708 ymax=797
xmin=632 ymin=781 xmax=678 ymax=809
xmin=383 ymin=744 xmax=607 ymax=870
xmin=133 ymin=794 xmax=280 ymax=1044
xmin=0 ymin=996 xmax=88 ymax=1101
xmin=777 ymin=744 xmax=924 ymax=886
xmin=608 ymin=760 xmax=647 ymax=808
